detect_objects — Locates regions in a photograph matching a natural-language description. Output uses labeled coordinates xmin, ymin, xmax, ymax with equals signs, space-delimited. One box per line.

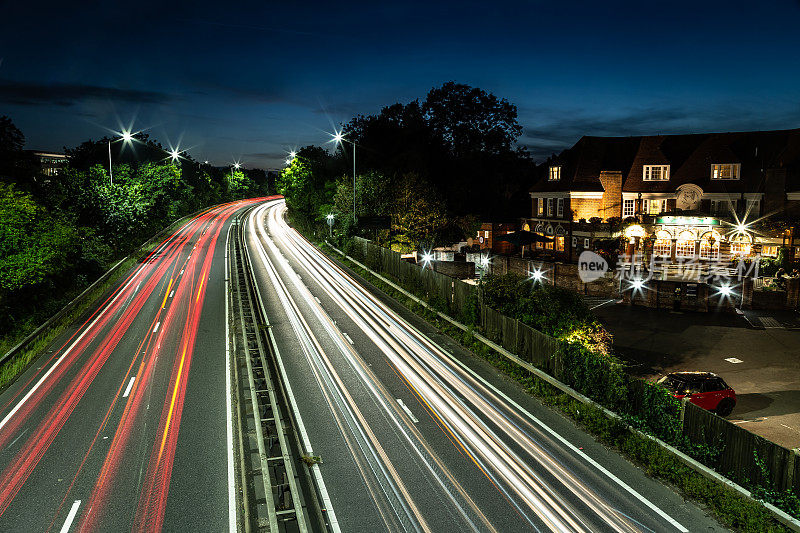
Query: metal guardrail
xmin=0 ymin=206 xmax=214 ymax=372
xmin=229 ymin=210 xmax=314 ymax=533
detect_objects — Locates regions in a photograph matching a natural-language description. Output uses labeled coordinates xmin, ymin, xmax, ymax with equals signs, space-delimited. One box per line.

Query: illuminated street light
xmin=326 ymin=213 xmax=335 ymax=237
xmin=331 ymin=130 xmax=356 ymax=222
xmin=717 ymin=284 xmax=733 ymax=298
xmin=421 ymin=252 xmax=434 ymax=268
xmin=107 ymin=129 xmax=136 ymax=186
xmin=170 ymin=149 xmax=180 ymax=162
xmin=289 ymin=150 xmax=297 ymax=159
xmin=233 ymin=162 xmax=241 ymax=170
xmin=530 ymin=268 xmax=544 ymax=283
xmin=632 ymin=279 xmax=645 ymax=290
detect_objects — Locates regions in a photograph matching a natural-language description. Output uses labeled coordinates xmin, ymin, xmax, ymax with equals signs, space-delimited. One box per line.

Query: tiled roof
xmin=530 ymin=128 xmax=800 ymax=194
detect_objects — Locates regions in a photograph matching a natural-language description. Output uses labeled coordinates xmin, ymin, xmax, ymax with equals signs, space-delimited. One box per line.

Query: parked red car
xmin=658 ymin=372 xmax=737 ymax=416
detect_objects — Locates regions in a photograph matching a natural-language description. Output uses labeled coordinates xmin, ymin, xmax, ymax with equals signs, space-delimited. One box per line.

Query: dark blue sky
xmin=2 ymin=0 xmax=800 ymax=169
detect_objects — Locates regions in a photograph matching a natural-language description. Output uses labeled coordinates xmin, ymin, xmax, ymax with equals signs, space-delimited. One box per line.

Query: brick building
xmin=525 ymin=129 xmax=800 ymax=264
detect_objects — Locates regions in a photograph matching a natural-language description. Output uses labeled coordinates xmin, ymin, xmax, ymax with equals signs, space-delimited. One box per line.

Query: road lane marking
xmin=224 ymin=226 xmax=237 ymax=533
xmin=314 ymin=296 xmax=321 ymax=304
xmin=397 ymin=399 xmax=419 ymax=423
xmin=9 ymin=428 xmax=28 ymax=448
xmin=169 ymin=290 xmax=174 ymax=298
xmin=153 ymin=322 xmax=160 ymax=333
xmin=59 ymin=500 xmax=81 ymax=533
xmin=123 ymin=377 xmax=136 ymax=398
xmin=342 ymin=332 xmax=354 ymax=345
xmin=162 ymin=278 xmax=174 ymax=308
xmin=0 ymin=267 xmax=143 ymax=433
xmin=724 ymin=357 xmax=743 ymax=364
xmin=180 ymin=269 xmax=184 ymax=274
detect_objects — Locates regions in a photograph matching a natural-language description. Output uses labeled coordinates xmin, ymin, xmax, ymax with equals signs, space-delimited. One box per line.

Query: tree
xmin=0 ymin=116 xmax=27 ymax=183
xmin=422 ymin=81 xmax=523 ymax=158
xmin=391 ymin=173 xmax=447 ymax=251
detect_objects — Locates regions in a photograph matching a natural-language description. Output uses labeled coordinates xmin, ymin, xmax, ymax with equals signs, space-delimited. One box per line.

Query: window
xmin=572 ymin=237 xmax=577 ymax=247
xmin=700 ymin=232 xmax=720 ymax=260
xmin=555 ymin=236 xmax=565 ymax=251
xmin=556 ymin=198 xmax=564 ymax=217
xmin=623 ymin=199 xmax=635 ymax=217
xmin=746 ymin=199 xmax=760 ymax=217
xmin=676 ymin=230 xmax=696 ymax=258
xmin=537 ymin=198 xmax=544 ymax=216
xmin=730 ymin=237 xmax=751 ymax=257
xmin=584 ymin=238 xmax=590 ymax=248
xmin=643 ymin=165 xmax=670 ymax=181
xmin=547 ymin=198 xmax=554 ymax=217
xmin=761 ymin=245 xmax=779 ymax=257
xmin=711 ymin=163 xmax=740 ymax=180
xmin=640 ymin=198 xmax=665 ymax=215
xmin=710 ymin=199 xmax=739 ymax=215
xmin=653 ymin=230 xmax=671 ymax=257
xmin=548 ymin=166 xmax=561 ymax=181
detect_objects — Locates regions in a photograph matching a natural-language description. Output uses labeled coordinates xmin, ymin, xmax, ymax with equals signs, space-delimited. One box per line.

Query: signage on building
xmin=656 ymin=215 xmax=719 ymax=226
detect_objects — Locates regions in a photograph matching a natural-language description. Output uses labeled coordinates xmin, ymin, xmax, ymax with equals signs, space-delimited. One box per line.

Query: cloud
xmin=520 ymin=103 xmax=800 ymax=161
xmin=0 ymin=79 xmax=174 ymax=107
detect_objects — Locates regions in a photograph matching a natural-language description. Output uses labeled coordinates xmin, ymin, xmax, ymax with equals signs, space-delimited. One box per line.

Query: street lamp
xmin=326 ymin=213 xmax=335 ymax=238
xmin=107 ymin=129 xmax=134 ymax=186
xmin=169 ymin=148 xmax=181 ymax=162
xmin=331 ymin=130 xmax=356 ymax=223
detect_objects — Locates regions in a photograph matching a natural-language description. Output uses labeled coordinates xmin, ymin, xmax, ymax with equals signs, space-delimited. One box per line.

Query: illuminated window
xmin=557 ymin=198 xmax=564 ymax=217
xmin=761 ymin=245 xmax=779 ymax=257
xmin=623 ymin=199 xmax=635 ymax=217
xmin=555 ymin=236 xmax=565 ymax=251
xmin=549 ymin=166 xmax=561 ymax=181
xmin=730 ymin=236 xmax=751 ymax=257
xmin=547 ymin=198 xmax=554 ymax=217
xmin=653 ymin=237 xmax=671 ymax=257
xmin=676 ymin=230 xmax=696 ymax=258
xmin=537 ymin=198 xmax=544 ymax=216
xmin=711 ymin=163 xmax=740 ymax=180
xmin=644 ymin=165 xmax=670 ymax=181
xmin=640 ymin=198 xmax=665 ymax=214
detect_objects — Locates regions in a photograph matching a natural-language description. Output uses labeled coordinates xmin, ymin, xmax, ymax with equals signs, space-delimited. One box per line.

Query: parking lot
xmin=592 ymin=302 xmax=800 ymax=449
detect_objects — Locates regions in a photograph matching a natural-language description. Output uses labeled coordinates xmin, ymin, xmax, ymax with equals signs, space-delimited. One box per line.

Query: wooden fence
xmin=348 ymin=237 xmax=800 ymax=497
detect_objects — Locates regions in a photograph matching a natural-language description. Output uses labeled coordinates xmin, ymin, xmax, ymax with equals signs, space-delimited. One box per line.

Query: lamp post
xmin=326 ymin=213 xmax=335 ymax=238
xmin=332 ymin=132 xmax=356 ymax=223
xmin=107 ymin=130 xmax=133 ymax=186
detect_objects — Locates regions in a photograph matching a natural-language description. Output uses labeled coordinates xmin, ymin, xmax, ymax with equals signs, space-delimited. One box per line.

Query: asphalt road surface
xmin=246 ymin=200 xmax=728 ymax=533
xmin=0 ymin=198 xmax=277 ymax=532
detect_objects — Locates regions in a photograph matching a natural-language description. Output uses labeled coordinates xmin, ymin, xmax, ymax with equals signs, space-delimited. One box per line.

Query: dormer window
xmin=548 ymin=166 xmax=561 ymax=181
xmin=643 ymin=165 xmax=670 ymax=181
xmin=711 ymin=163 xmax=740 ymax=180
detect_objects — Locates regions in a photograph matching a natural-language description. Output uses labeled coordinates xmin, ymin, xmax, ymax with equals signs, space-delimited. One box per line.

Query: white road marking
xmin=396 ymin=399 xmax=419 ymax=423
xmin=59 ymin=500 xmax=81 ymax=533
xmin=153 ymin=322 xmax=160 ymax=333
xmin=724 ymin=357 xmax=743 ymax=364
xmin=169 ymin=290 xmax=174 ymax=298
xmin=342 ymin=332 xmax=354 ymax=345
xmin=180 ymin=269 xmax=184 ymax=274
xmin=224 ymin=225 xmax=237 ymax=533
xmin=0 ymin=264 xmax=144 ymax=433
xmin=123 ymin=377 xmax=136 ymax=398
xmin=314 ymin=296 xmax=321 ymax=304
xmin=9 ymin=428 xmax=28 ymax=447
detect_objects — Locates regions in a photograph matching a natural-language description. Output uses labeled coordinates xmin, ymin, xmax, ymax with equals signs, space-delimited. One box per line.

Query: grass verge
xmin=0 ymin=220 xmax=179 ymax=393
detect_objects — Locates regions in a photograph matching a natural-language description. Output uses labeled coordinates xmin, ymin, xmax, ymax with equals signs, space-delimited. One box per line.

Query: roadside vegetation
xmin=0 ymin=115 xmax=272 ymax=357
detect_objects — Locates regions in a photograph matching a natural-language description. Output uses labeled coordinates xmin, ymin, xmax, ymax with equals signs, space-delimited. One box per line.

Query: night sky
xmin=2 ymin=0 xmax=800 ymax=169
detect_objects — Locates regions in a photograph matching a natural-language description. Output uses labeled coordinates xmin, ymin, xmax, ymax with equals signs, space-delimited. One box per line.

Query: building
xmin=29 ymin=151 xmax=68 ymax=177
xmin=525 ymin=129 xmax=800 ymax=264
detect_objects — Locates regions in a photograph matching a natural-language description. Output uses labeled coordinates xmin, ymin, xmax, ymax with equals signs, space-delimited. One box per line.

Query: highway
xmin=0 ymin=198 xmax=275 ymax=532
xmin=0 ymin=195 xmax=726 ymax=533
xmin=246 ymin=200 xmax=727 ymax=533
